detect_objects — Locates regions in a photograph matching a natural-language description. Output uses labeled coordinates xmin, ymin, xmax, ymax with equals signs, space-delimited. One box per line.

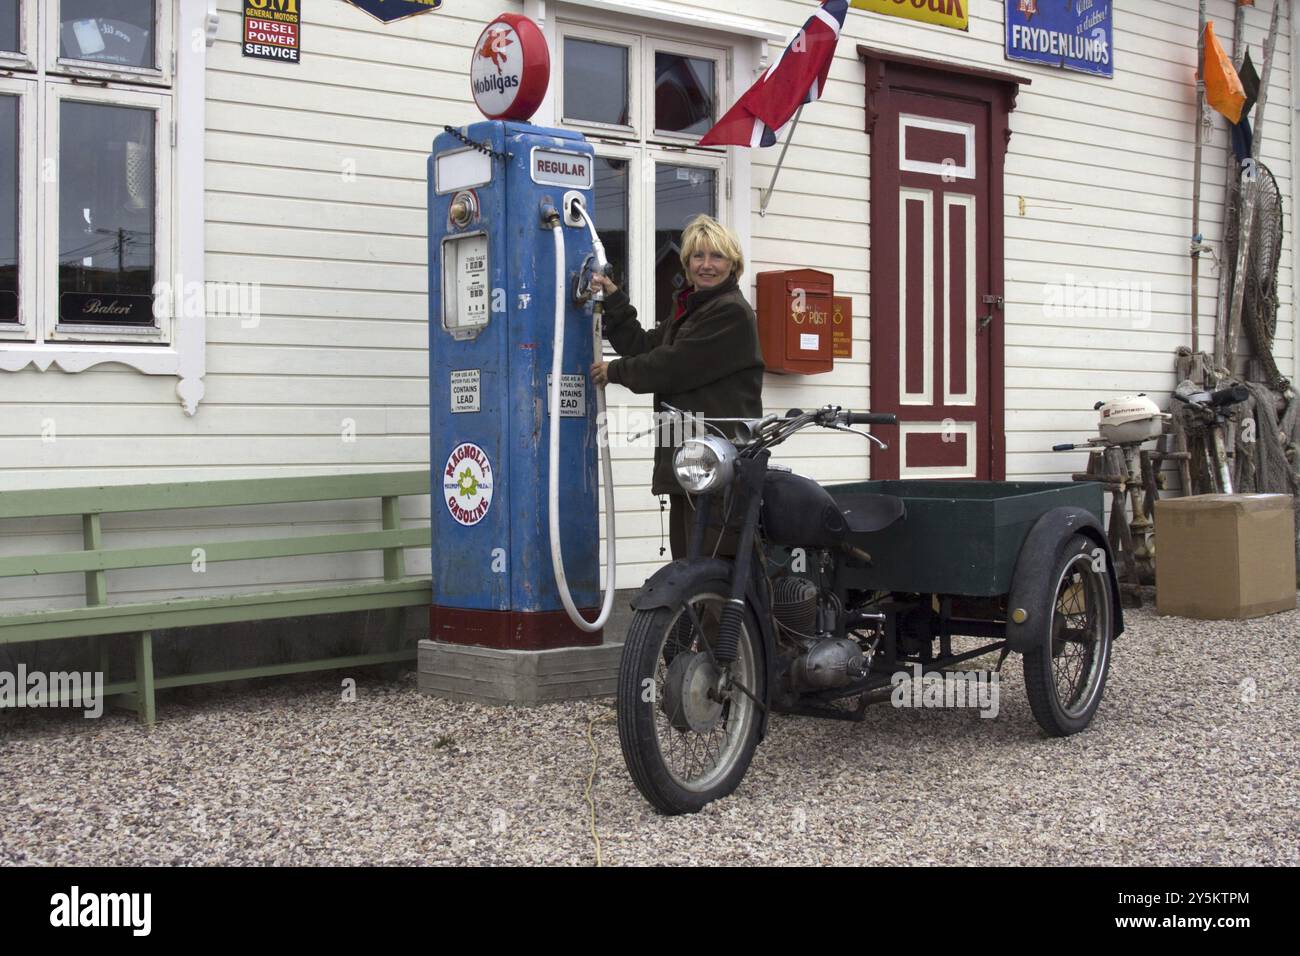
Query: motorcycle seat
xmin=833 ymin=493 xmax=906 ymax=535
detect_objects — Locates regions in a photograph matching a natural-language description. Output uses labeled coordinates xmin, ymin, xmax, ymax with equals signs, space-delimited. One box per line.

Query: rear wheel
xmin=617 ymin=582 xmax=765 ymax=815
xmin=1023 ymin=534 xmax=1115 ymax=736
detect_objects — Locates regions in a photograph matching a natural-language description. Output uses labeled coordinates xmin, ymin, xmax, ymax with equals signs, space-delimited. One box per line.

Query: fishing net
xmin=1241 ymin=163 xmax=1288 ymax=390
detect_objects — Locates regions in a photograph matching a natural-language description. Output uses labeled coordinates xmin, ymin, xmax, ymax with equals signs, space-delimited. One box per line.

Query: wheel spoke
xmin=1046 ymin=555 xmax=1108 ymax=717
xmin=644 ymin=593 xmax=757 ymax=793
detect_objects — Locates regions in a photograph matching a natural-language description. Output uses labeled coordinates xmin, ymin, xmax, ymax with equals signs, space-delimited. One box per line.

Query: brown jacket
xmin=604 ymin=276 xmax=765 ymax=495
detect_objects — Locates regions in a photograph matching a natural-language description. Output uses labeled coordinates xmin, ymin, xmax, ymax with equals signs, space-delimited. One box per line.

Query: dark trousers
xmin=668 ymin=493 xmax=740 ymax=560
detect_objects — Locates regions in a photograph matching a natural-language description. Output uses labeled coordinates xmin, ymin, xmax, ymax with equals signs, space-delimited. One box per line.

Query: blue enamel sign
xmin=345 ymin=0 xmax=443 ymax=23
xmin=1005 ymin=0 xmax=1113 ymax=78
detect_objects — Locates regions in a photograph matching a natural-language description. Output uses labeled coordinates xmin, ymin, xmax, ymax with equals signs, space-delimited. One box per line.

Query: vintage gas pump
xmin=429 ymin=14 xmax=615 ymax=650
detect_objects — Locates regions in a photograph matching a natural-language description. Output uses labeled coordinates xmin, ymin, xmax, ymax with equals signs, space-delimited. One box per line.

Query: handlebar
xmin=846 ymin=412 xmax=898 ymax=426
xmin=1210 ymin=385 xmax=1250 ymax=408
xmin=1173 ymin=385 xmax=1250 ymax=412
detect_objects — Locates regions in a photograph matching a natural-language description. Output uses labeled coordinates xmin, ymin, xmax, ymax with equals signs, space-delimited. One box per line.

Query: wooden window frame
xmin=0 ymin=77 xmax=37 ymax=343
xmin=46 ymin=0 xmax=173 ymax=87
xmin=43 ymin=82 xmax=173 ymax=345
xmin=0 ymin=0 xmax=210 ymax=416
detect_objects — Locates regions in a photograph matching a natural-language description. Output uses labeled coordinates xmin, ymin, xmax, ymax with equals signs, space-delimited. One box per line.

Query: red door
xmin=864 ymin=53 xmax=1021 ymax=481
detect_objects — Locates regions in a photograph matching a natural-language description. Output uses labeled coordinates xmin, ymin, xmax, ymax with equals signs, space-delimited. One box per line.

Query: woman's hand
xmin=590 ymin=361 xmax=611 ymax=387
xmin=590 ymin=273 xmax=619 ymax=296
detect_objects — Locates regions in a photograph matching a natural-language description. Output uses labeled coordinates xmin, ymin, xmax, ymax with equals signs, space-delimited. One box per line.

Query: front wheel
xmin=1023 ymin=534 xmax=1115 ymax=736
xmin=617 ymin=582 xmax=765 ymax=815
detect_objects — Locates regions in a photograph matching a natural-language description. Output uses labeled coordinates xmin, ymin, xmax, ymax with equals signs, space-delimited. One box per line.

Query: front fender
xmin=1003 ymin=507 xmax=1125 ymax=654
xmin=630 ymin=558 xmax=777 ymax=740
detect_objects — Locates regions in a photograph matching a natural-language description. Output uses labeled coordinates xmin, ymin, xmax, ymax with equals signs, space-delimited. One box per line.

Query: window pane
xmin=655 ymin=53 xmax=715 ymax=137
xmin=60 ymin=0 xmax=156 ymax=69
xmin=0 ymin=95 xmax=16 ymax=323
xmin=594 ymin=157 xmax=629 ymax=294
xmin=59 ymin=101 xmax=156 ymax=326
xmin=654 ymin=165 xmax=716 ymax=321
xmin=0 ymin=0 xmax=17 ymax=54
xmin=564 ymin=38 xmax=629 ymax=127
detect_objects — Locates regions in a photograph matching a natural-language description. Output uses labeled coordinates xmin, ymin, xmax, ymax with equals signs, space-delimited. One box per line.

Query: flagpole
xmin=1211 ymin=0 xmax=1251 ymax=379
xmin=759 ymin=105 xmax=805 ymax=218
xmin=1191 ymin=0 xmax=1207 ymax=356
xmin=1221 ymin=0 xmax=1284 ymax=373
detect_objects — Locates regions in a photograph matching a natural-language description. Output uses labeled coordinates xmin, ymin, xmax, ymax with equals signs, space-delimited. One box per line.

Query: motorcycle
xmin=616 ymin=404 xmax=1122 ymax=815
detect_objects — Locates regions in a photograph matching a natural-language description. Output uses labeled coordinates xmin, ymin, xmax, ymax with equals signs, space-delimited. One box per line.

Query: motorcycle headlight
xmin=673 ymin=436 xmax=737 ymax=494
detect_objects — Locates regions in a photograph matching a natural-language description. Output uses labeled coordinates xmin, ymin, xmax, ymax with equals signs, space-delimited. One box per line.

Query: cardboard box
xmin=1155 ymin=494 xmax=1297 ymax=620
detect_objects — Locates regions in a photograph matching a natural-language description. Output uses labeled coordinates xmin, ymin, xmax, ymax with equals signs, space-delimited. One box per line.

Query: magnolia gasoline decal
xmin=443 ymin=442 xmax=494 ymax=526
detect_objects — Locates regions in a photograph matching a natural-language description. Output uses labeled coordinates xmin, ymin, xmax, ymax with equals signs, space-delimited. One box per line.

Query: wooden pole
xmin=1192 ymin=0 xmax=1209 ymax=355
xmin=1212 ymin=0 xmax=1252 ymax=377
xmin=1222 ymin=0 xmax=1285 ymax=373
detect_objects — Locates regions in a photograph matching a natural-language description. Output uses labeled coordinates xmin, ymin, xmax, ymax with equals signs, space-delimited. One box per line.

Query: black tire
xmin=1023 ymin=534 xmax=1115 ymax=736
xmin=617 ymin=579 xmax=766 ymax=815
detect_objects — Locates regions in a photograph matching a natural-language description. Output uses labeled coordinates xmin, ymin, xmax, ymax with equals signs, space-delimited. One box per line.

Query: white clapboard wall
xmin=0 ymin=0 xmax=1293 ymax=612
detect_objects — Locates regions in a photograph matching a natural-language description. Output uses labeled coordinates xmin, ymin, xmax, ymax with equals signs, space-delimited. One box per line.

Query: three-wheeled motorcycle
xmin=616 ymin=405 xmax=1123 ymax=815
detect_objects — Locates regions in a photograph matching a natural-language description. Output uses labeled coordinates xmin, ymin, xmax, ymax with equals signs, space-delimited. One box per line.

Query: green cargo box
xmin=826 ymin=480 xmax=1104 ymax=597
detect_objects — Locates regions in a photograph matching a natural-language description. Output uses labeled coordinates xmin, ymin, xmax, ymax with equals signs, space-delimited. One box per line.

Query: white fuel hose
xmin=549 ymin=211 xmax=616 ymax=632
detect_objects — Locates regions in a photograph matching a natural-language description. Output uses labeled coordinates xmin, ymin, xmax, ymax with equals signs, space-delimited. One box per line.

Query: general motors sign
xmin=1005 ymin=0 xmax=1113 ymax=78
xmin=345 ymin=0 xmax=442 ymax=23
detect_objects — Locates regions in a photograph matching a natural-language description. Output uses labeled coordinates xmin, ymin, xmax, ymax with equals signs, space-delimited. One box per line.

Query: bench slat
xmin=0 ymin=578 xmax=433 ymax=643
xmin=0 ymin=526 xmax=432 ymax=578
xmin=0 ymin=469 xmax=429 ymax=519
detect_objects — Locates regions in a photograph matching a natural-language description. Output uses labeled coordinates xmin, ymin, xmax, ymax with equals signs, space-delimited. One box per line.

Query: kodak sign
xmin=850 ymin=0 xmax=969 ymax=32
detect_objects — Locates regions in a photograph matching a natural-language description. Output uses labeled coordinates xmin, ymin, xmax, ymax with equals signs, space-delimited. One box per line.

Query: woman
xmin=590 ymin=214 xmax=764 ymax=559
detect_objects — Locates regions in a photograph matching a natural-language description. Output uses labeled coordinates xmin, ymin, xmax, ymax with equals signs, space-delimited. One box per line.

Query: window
xmin=47 ymin=84 xmax=171 ymax=342
xmin=1 ymin=0 xmax=18 ymax=55
xmin=559 ymin=22 xmax=729 ymax=327
xmin=0 ymin=93 xmax=17 ymax=326
xmin=2 ymin=0 xmax=170 ymax=345
xmin=51 ymin=0 xmax=171 ymax=84
xmin=0 ymin=0 xmax=205 ymax=413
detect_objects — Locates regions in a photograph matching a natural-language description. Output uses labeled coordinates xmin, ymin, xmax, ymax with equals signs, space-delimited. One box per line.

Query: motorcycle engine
xmin=792 ymin=637 xmax=870 ymax=691
xmin=772 ymin=576 xmax=818 ymax=635
xmin=772 ymin=575 xmax=870 ymax=693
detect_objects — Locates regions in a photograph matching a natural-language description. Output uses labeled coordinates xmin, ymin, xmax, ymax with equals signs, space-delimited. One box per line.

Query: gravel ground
xmin=2 ymin=604 xmax=1297 ymax=866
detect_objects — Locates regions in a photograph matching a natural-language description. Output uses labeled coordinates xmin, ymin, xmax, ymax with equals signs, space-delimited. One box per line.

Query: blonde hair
xmin=679 ymin=214 xmax=745 ymax=282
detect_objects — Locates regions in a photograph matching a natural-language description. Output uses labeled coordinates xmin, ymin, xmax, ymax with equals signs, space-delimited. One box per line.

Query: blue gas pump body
xmin=428 ymin=120 xmax=602 ymax=648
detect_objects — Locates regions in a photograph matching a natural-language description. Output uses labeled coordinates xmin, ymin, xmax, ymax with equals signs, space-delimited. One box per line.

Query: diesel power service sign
xmin=242 ymin=0 xmax=301 ymax=63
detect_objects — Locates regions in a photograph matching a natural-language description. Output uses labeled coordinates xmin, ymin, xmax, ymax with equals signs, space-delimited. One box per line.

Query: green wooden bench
xmin=0 ymin=470 xmax=432 ymax=725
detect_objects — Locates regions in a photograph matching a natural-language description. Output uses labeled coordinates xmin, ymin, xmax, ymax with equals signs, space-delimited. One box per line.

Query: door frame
xmin=858 ymin=46 xmax=1027 ymax=481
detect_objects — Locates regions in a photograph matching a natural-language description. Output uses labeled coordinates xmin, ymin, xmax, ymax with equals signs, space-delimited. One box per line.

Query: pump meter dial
xmin=441 ymin=232 xmax=490 ymax=340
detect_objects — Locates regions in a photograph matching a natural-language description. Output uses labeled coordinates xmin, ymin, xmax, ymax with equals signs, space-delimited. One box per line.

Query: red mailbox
xmin=756 ymin=268 xmax=834 ymax=375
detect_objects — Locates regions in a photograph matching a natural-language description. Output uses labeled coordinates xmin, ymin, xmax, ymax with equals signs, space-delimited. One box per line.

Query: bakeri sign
xmin=344 ymin=0 xmax=444 ymax=23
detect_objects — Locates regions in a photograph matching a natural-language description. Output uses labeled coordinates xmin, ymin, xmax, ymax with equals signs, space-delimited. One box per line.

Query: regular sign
xmin=1005 ymin=0 xmax=1114 ymax=78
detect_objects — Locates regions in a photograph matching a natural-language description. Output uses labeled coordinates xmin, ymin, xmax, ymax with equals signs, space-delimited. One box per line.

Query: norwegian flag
xmin=698 ymin=0 xmax=848 ymax=147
